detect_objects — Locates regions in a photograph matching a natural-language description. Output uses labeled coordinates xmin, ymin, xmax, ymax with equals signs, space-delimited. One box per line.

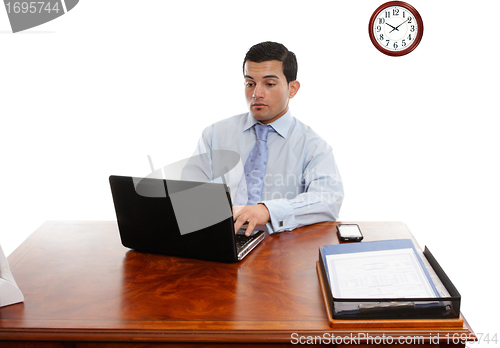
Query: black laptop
xmin=109 ymin=175 xmax=265 ymax=262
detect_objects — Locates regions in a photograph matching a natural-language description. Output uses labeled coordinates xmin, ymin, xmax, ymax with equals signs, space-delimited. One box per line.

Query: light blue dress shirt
xmin=185 ymin=110 xmax=344 ymax=234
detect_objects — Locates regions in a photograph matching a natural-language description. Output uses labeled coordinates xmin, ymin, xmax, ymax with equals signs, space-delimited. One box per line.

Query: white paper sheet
xmin=326 ymin=248 xmax=437 ymax=299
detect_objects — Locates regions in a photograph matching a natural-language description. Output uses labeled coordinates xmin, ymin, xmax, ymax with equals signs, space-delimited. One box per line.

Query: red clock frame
xmin=368 ymin=1 xmax=424 ymax=57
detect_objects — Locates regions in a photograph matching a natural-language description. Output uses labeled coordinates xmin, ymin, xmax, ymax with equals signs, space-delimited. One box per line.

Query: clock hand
xmin=385 ymin=23 xmax=398 ymax=32
xmin=391 ymin=18 xmax=409 ymax=32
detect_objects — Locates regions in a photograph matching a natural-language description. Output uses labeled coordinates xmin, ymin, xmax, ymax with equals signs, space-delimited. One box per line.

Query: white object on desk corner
xmin=0 ymin=244 xmax=24 ymax=307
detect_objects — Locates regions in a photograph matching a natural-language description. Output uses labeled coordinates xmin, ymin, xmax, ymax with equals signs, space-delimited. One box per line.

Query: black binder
xmin=317 ymin=244 xmax=461 ymax=320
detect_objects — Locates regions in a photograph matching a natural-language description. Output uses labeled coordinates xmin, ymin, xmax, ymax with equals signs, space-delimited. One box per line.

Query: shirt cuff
xmin=259 ymin=199 xmax=295 ymax=234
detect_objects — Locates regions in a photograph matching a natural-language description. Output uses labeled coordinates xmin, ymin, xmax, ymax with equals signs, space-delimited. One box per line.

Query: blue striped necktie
xmin=234 ymin=123 xmax=274 ymax=205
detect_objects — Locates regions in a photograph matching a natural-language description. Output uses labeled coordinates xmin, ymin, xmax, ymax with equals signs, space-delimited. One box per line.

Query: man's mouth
xmin=252 ymin=103 xmax=267 ymax=108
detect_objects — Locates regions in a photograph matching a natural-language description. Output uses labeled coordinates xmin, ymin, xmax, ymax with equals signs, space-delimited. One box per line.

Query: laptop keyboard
xmin=235 ymin=230 xmax=254 ymax=250
xmin=234 ymin=228 xmax=265 ymax=260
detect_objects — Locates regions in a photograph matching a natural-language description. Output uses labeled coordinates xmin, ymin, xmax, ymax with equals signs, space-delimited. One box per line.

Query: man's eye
xmin=267 ymin=83 xmax=276 ymax=87
xmin=245 ymin=82 xmax=255 ymax=87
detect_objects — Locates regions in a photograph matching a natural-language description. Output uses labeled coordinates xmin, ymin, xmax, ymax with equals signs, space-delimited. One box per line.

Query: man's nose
xmin=252 ymin=84 xmax=265 ymax=99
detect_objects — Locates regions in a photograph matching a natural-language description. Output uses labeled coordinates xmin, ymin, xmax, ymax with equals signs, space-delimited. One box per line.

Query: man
xmin=187 ymin=41 xmax=343 ymax=236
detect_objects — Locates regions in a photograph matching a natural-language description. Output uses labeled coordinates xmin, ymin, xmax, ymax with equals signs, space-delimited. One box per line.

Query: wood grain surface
xmin=0 ymin=221 xmax=475 ymax=347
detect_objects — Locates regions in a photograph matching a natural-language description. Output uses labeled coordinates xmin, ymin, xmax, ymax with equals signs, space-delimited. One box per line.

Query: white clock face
xmin=372 ymin=5 xmax=419 ymax=52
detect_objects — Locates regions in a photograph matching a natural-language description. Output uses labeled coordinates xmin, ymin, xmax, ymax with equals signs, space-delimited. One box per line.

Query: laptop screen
xmin=110 ymin=175 xmax=240 ymax=261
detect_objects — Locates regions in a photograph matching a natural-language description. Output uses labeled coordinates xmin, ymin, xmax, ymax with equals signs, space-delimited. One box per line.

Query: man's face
xmin=244 ymin=60 xmax=299 ymax=124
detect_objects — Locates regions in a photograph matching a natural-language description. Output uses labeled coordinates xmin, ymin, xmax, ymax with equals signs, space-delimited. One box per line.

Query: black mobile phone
xmin=337 ymin=224 xmax=363 ymax=242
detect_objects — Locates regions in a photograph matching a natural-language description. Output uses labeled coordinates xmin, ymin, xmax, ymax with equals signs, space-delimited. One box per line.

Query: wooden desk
xmin=0 ymin=221 xmax=475 ymax=347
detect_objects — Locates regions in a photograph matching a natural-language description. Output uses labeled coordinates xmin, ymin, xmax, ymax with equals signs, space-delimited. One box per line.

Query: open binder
xmin=0 ymin=244 xmax=24 ymax=307
xmin=317 ymin=239 xmax=461 ymax=321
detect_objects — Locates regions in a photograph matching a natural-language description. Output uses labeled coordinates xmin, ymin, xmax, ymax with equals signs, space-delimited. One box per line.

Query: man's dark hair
xmin=243 ymin=41 xmax=298 ymax=83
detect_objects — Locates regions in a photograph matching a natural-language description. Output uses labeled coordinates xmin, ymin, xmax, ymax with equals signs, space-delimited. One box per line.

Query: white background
xmin=1 ymin=0 xmax=499 ymax=345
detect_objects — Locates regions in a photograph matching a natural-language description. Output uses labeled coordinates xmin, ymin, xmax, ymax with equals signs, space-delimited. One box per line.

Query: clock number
xmin=403 ymin=11 xmax=406 ymax=18
xmin=393 ymin=42 xmax=398 ymax=49
xmin=393 ymin=8 xmax=399 ymax=16
xmin=408 ymin=34 xmax=412 ymax=40
xmin=402 ymin=39 xmax=406 ymax=47
xmin=408 ymin=16 xmax=412 ymax=24
xmin=376 ymin=26 xmax=381 ymax=32
xmin=379 ymin=34 xmax=384 ymax=40
xmin=410 ymin=25 xmax=415 ymax=32
xmin=378 ymin=18 xmax=385 ymax=24
xmin=385 ymin=11 xmax=390 ymax=18
xmin=385 ymin=40 xmax=390 ymax=47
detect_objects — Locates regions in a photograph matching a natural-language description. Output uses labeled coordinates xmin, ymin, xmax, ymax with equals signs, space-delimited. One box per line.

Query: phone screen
xmin=338 ymin=225 xmax=361 ymax=237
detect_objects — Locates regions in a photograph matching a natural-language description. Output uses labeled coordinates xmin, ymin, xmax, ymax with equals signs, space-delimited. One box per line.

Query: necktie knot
xmin=255 ymin=123 xmax=272 ymax=142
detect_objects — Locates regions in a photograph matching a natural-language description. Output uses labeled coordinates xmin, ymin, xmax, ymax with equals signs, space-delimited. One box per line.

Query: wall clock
xmin=368 ymin=1 xmax=424 ymax=56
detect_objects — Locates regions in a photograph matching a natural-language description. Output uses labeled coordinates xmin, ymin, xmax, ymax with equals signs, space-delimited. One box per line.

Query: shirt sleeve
xmin=260 ymin=146 xmax=344 ymax=234
xmin=180 ymin=125 xmax=214 ymax=182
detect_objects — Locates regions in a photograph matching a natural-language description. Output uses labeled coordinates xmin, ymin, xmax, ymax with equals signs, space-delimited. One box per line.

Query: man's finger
xmin=245 ymin=220 xmax=257 ymax=237
xmin=234 ymin=213 xmax=247 ymax=233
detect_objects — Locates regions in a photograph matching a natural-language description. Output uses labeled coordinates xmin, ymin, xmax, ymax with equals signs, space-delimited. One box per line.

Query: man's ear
xmin=288 ymin=80 xmax=300 ymax=99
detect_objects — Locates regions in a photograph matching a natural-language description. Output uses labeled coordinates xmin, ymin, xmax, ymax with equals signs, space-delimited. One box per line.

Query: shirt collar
xmin=243 ymin=109 xmax=293 ymax=139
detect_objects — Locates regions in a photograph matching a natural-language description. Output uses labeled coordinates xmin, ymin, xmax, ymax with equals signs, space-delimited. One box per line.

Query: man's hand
xmin=232 ymin=204 xmax=270 ymax=236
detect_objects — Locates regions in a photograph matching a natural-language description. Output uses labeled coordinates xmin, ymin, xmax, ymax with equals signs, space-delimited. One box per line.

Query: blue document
xmin=320 ymin=239 xmax=439 ymax=299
